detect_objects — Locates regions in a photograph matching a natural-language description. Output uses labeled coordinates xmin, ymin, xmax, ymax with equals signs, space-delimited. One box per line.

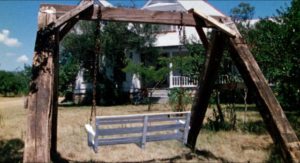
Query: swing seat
xmin=85 ymin=111 xmax=191 ymax=153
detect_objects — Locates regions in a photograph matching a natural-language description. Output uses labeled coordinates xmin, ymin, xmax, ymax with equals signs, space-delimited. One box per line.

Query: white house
xmin=122 ymin=0 xmax=225 ymax=92
xmin=74 ymin=0 xmax=226 ymax=102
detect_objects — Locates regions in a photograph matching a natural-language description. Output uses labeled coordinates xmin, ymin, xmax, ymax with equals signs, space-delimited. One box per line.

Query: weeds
xmin=168 ymin=88 xmax=192 ymax=112
xmin=240 ymin=120 xmax=267 ymax=134
xmin=204 ymin=104 xmax=237 ymax=131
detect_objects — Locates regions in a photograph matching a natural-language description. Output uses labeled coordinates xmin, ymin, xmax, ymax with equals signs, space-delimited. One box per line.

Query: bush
xmin=168 ymin=88 xmax=192 ymax=112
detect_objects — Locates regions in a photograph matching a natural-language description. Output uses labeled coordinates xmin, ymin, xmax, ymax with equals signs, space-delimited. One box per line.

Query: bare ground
xmin=0 ymin=97 xmax=275 ymax=162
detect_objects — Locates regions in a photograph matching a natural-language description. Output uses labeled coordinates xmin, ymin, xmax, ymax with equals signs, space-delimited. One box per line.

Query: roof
xmin=142 ymin=0 xmax=225 ymax=17
xmin=178 ymin=0 xmax=225 ymax=17
xmin=96 ymin=0 xmax=113 ymax=7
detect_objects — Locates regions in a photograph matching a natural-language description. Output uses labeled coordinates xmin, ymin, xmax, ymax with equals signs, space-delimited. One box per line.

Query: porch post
xmin=169 ymin=52 xmax=173 ymax=88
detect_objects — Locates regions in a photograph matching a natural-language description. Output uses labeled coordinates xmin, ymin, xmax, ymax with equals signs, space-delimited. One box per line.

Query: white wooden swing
xmin=85 ymin=112 xmax=191 ymax=152
xmin=84 ymin=12 xmax=191 ymax=152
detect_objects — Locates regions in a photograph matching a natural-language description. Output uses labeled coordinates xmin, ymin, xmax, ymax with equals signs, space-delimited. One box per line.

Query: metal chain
xmin=90 ymin=6 xmax=102 ymax=123
xmin=177 ymin=12 xmax=186 ymax=112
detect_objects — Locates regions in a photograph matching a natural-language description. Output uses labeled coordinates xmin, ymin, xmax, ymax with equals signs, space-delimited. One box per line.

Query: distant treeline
xmin=0 ymin=66 xmax=31 ymax=96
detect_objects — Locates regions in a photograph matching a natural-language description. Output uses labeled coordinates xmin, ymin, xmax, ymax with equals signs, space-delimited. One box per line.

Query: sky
xmin=0 ymin=0 xmax=291 ymax=71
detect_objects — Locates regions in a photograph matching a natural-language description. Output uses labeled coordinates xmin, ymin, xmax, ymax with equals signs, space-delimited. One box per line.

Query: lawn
xmin=0 ymin=96 xmax=285 ymax=162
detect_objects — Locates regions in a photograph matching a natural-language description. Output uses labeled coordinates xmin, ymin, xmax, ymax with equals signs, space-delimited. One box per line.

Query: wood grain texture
xmin=24 ymin=6 xmax=58 ymax=163
xmin=187 ymin=31 xmax=225 ymax=149
xmin=53 ymin=1 xmax=93 ymax=28
xmin=90 ymin=112 xmax=190 ymax=150
xmin=192 ymin=9 xmax=237 ymax=37
xmin=228 ymin=33 xmax=300 ymax=163
xmin=41 ymin=4 xmax=197 ymax=26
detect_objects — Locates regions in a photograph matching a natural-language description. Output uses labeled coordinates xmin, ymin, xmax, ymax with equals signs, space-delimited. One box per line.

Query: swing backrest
xmin=90 ymin=111 xmax=191 ymax=151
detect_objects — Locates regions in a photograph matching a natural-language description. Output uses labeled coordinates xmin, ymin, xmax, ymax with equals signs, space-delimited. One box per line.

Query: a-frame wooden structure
xmin=24 ymin=1 xmax=300 ymax=162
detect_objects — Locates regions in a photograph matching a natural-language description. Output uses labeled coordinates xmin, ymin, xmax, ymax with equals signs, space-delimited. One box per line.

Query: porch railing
xmin=170 ymin=76 xmax=198 ymax=88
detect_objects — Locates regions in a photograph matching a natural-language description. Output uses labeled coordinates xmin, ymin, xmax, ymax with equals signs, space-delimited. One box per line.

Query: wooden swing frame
xmin=24 ymin=0 xmax=300 ymax=162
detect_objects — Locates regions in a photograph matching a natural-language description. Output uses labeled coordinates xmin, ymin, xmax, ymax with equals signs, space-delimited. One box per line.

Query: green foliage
xmin=230 ymin=2 xmax=255 ymax=22
xmin=61 ymin=20 xmax=158 ymax=104
xmin=123 ymin=59 xmax=169 ymax=86
xmin=168 ymin=88 xmax=192 ymax=112
xmin=0 ymin=66 xmax=30 ymax=96
xmin=247 ymin=0 xmax=300 ymax=110
xmin=205 ymin=105 xmax=237 ymax=131
xmin=205 ymin=108 xmax=231 ymax=131
xmin=59 ymin=52 xmax=80 ymax=95
xmin=162 ymin=43 xmax=206 ymax=78
xmin=240 ymin=120 xmax=267 ymax=134
xmin=0 ymin=139 xmax=24 ymax=162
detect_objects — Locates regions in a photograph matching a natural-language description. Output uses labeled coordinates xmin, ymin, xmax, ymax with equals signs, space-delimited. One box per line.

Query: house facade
xmin=122 ymin=0 xmax=225 ymax=92
xmin=74 ymin=0 xmax=226 ymax=103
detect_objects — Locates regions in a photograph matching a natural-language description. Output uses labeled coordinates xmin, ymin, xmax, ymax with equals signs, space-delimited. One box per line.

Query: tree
xmin=247 ymin=0 xmax=300 ymax=109
xmin=230 ymin=2 xmax=255 ymax=38
xmin=0 ymin=66 xmax=30 ymax=96
xmin=61 ymin=20 xmax=159 ymax=105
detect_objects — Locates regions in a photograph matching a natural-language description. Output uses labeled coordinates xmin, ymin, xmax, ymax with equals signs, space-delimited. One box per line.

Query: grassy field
xmin=0 ymin=97 xmax=286 ymax=162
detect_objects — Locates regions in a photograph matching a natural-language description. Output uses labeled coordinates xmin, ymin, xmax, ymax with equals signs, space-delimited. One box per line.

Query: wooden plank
xmin=97 ymin=111 xmax=190 ymax=119
xmin=97 ymin=116 xmax=186 ymax=125
xmin=41 ymin=4 xmax=197 ymax=26
xmin=191 ymin=12 xmax=210 ymax=50
xmin=99 ymin=136 xmax=141 ymax=146
xmin=183 ymin=112 xmax=191 ymax=144
xmin=228 ymin=33 xmax=300 ymax=162
xmin=96 ymin=111 xmax=189 ymax=123
xmin=97 ymin=124 xmax=185 ymax=136
xmin=187 ymin=31 xmax=225 ymax=149
xmin=218 ymin=18 xmax=300 ymax=162
xmin=141 ymin=116 xmax=148 ymax=148
xmin=52 ymin=1 xmax=93 ymax=28
xmin=59 ymin=18 xmax=78 ymax=41
xmin=24 ymin=6 xmax=58 ymax=163
xmin=147 ymin=133 xmax=183 ymax=142
xmin=50 ymin=29 xmax=60 ymax=158
xmin=191 ymin=9 xmax=237 ymax=37
xmin=98 ymin=133 xmax=183 ymax=146
xmin=98 ymin=7 xmax=196 ymax=26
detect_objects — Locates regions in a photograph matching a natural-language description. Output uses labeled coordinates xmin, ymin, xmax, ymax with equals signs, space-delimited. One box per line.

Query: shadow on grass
xmin=266 ymin=144 xmax=283 ymax=163
xmin=0 ymin=138 xmax=24 ymax=162
xmin=51 ymin=151 xmax=69 ymax=163
xmin=194 ymin=149 xmax=230 ymax=162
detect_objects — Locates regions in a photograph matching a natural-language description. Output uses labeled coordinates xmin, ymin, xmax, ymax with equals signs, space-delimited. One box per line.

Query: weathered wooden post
xmin=187 ymin=31 xmax=225 ymax=148
xmin=228 ymin=33 xmax=300 ymax=162
xmin=23 ymin=6 xmax=59 ymax=162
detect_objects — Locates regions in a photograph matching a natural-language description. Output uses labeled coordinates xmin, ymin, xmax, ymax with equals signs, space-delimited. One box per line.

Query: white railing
xmin=170 ymin=76 xmax=198 ymax=88
xmin=217 ymin=75 xmax=244 ymax=84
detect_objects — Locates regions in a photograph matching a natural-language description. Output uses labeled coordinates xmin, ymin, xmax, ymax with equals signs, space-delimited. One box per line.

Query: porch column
xmin=169 ymin=52 xmax=173 ymax=88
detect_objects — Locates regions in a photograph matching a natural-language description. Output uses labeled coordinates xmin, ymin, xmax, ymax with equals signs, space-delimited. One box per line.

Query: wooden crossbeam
xmin=41 ymin=4 xmax=198 ymax=26
xmin=191 ymin=9 xmax=237 ymax=37
xmin=192 ymin=14 xmax=210 ymax=50
xmin=52 ymin=1 xmax=93 ymax=28
xmin=59 ymin=18 xmax=79 ymax=41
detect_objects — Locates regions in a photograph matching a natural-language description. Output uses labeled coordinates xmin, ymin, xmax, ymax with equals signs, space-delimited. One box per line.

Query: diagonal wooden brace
xmin=187 ymin=31 xmax=225 ymax=149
